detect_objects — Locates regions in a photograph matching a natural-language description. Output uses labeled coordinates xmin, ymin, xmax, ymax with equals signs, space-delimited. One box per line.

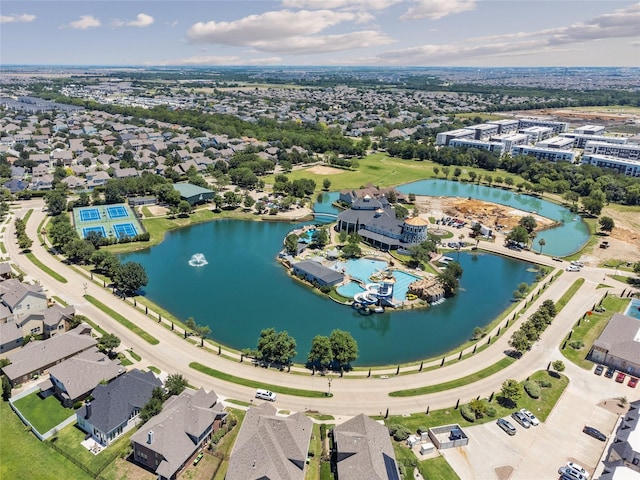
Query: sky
xmin=1 ymin=0 xmax=639 ymax=67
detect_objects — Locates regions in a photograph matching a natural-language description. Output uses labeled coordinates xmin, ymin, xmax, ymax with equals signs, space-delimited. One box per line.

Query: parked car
xmin=566 ymin=462 xmax=589 ymax=479
xmin=629 ymin=377 xmax=638 ymax=388
xmin=616 ymin=372 xmax=626 ymax=383
xmin=558 ymin=466 xmax=587 ymax=480
xmin=605 ymin=367 xmax=615 ymax=378
xmin=497 ymin=418 xmax=516 ymax=436
xmin=583 ymin=426 xmax=606 ymax=441
xmin=511 ymin=411 xmax=532 ymax=428
xmin=566 ymin=265 xmax=580 ymax=272
xmin=552 ymin=257 xmax=562 ymax=262
xmin=571 ymin=261 xmax=584 ymax=267
xmin=594 ymin=365 xmax=604 ymax=375
xmin=520 ymin=408 xmax=540 ymax=426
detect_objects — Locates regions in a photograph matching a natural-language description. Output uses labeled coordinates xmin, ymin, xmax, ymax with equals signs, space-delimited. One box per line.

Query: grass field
xmin=12 ymin=392 xmax=75 ymax=434
xmin=25 ymin=251 xmax=68 ymax=283
xmin=84 ymin=295 xmax=159 ymax=345
xmin=562 ymin=295 xmax=631 ymax=369
xmin=0 ymin=401 xmax=91 ymax=480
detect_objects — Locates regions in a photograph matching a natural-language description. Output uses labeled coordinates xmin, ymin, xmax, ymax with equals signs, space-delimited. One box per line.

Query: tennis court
xmin=78 ymin=208 xmax=101 ymax=222
xmin=73 ymin=204 xmax=145 ymax=241
xmin=82 ymin=226 xmax=106 ymax=238
xmin=113 ymin=223 xmax=138 ymax=239
xmin=107 ymin=205 xmax=129 ymax=219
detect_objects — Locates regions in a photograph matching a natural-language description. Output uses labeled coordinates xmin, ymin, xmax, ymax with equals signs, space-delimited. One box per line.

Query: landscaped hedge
xmin=524 ymin=380 xmax=541 ymax=399
xmin=460 ymin=405 xmax=475 ymax=422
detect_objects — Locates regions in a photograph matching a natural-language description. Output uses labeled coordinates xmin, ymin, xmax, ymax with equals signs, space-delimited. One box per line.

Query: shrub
xmin=485 ymin=406 xmax=497 ymax=418
xmin=393 ymin=426 xmax=411 ymax=442
xmin=387 ymin=424 xmax=399 ymax=436
xmin=569 ymin=340 xmax=584 ymax=350
xmin=524 ymin=380 xmax=541 ymax=399
xmin=417 ymin=426 xmax=428 ymax=434
xmin=460 ymin=405 xmax=476 ymax=423
xmin=320 ymin=424 xmax=327 ymax=441
xmin=211 ymin=426 xmax=228 ymax=445
xmin=72 ymin=400 xmax=83 ymax=409
xmin=537 ymin=379 xmax=552 ymax=388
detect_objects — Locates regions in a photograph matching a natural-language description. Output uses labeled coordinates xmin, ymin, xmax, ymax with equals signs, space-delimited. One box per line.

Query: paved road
xmin=4 ymin=201 xmax=636 ymax=417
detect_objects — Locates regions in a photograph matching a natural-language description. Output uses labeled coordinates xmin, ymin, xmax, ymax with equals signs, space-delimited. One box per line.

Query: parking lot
xmin=440 ymin=366 xmax=632 ymax=479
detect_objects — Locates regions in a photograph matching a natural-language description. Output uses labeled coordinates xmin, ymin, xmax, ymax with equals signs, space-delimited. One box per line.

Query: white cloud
xmin=187 ymin=10 xmax=367 ymax=45
xmin=401 ymin=0 xmax=476 ymax=20
xmin=69 ymin=15 xmax=101 ymax=30
xmin=282 ymin=0 xmax=401 ymax=10
xmin=251 ymin=30 xmax=395 ymax=54
xmin=0 ymin=13 xmax=36 ymax=24
xmin=128 ymin=13 xmax=154 ymax=28
xmin=384 ymin=3 xmax=640 ymax=64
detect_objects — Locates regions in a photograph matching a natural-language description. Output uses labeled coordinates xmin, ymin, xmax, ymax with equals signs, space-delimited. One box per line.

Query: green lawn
xmin=212 ymin=408 xmax=246 ymax=480
xmin=386 ymin=370 xmax=568 ymax=433
xmin=25 ymin=251 xmax=68 ymax=283
xmin=190 ymin=362 xmax=327 ymax=398
xmin=12 ymin=392 xmax=75 ymax=434
xmin=0 ymin=401 xmax=91 ymax=480
xmin=389 ymin=357 xmax=516 ymax=397
xmin=419 ymin=455 xmax=460 ymax=480
xmin=84 ymin=295 xmax=159 ymax=345
xmin=555 ymin=278 xmax=585 ymax=312
xmin=53 ymin=423 xmax=135 ymax=477
xmin=562 ymin=296 xmax=631 ymax=369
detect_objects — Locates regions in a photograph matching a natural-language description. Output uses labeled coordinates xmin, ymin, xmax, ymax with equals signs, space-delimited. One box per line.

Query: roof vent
xmin=147 ymin=430 xmax=154 ymax=444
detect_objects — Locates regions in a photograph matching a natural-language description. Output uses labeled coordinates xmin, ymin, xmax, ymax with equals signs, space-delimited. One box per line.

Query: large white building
xmin=435 ymin=128 xmax=475 ymax=146
xmin=519 ymin=126 xmax=554 ymax=143
xmin=449 ymin=138 xmax=504 ymax=155
xmin=471 ymin=123 xmax=500 ymax=140
xmin=511 ymin=145 xmax=576 ymax=163
xmin=536 ymin=136 xmax=575 ymax=150
xmin=487 ymin=119 xmax=519 ymax=134
xmin=560 ymin=132 xmax=628 ymax=149
xmin=517 ymin=118 xmax=569 ymax=134
xmin=584 ymin=141 xmax=640 ymax=161
xmin=574 ymin=124 xmax=606 ymax=135
xmin=581 ymin=154 xmax=640 ymax=177
xmin=490 ymin=133 xmax=529 ymax=152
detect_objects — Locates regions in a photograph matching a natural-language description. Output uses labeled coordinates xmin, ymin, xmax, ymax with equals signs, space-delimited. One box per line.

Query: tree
xmin=284 ymin=234 xmax=299 ymax=254
xmin=139 ymin=387 xmax=165 ymax=423
xmin=538 ymin=238 xmax=546 ymax=254
xmin=518 ymin=216 xmax=537 ymax=234
xmin=500 ymin=379 xmax=522 ymax=408
xmin=469 ymin=398 xmax=487 ymax=419
xmin=165 ymin=373 xmax=188 ymax=396
xmin=195 ymin=324 xmax=211 ymax=347
xmin=114 ymin=261 xmax=148 ymax=297
xmin=329 ymin=329 xmax=358 ymax=370
xmin=17 ymin=234 xmax=33 ymax=251
xmin=307 ymin=335 xmax=333 ymax=371
xmin=506 ymin=226 xmax=529 ymax=245
xmin=552 ymin=360 xmax=565 ymax=373
xmin=98 ymin=333 xmax=121 ymax=355
xmin=256 ymin=328 xmax=297 ymax=366
xmin=45 ymin=190 xmax=67 ymax=216
xmin=63 ymin=239 xmax=95 ymax=264
xmin=598 ymin=216 xmax=615 ymax=233
xmin=178 ymin=200 xmax=193 ymax=216
xmin=581 ymin=189 xmax=605 ymax=216
xmin=341 ymin=242 xmax=361 ymax=258
xmin=509 ymin=330 xmax=531 ymax=355
xmin=1 ymin=375 xmax=11 ymax=401
xmin=92 ymin=250 xmax=120 ymax=277
xmin=468 ymin=171 xmax=477 ymax=183
xmin=311 ymin=227 xmax=329 ymax=249
xmin=322 ymin=178 xmax=331 ymax=191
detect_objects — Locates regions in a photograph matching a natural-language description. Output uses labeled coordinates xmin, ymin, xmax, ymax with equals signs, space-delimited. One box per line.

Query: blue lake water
xmin=120 ymin=219 xmax=539 ymax=365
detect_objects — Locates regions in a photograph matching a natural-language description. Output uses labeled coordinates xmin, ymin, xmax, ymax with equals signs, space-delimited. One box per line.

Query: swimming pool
xmin=335 ymin=258 xmax=388 ymax=283
xmin=624 ymin=298 xmax=640 ymax=320
xmin=336 ymin=281 xmax=366 ymax=298
xmin=299 ymin=229 xmax=316 ymax=244
xmin=392 ymin=270 xmax=422 ymax=301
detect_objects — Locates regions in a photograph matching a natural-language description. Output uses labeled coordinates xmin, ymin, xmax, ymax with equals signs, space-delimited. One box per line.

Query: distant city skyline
xmin=1 ymin=1 xmax=639 ymax=67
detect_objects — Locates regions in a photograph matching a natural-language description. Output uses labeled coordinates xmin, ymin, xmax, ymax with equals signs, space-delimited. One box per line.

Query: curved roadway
xmin=5 ymin=200 xmax=634 ymax=416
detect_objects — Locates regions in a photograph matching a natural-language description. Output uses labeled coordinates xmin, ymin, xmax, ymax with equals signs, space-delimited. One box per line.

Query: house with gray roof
xmin=590 ymin=313 xmax=640 ymax=375
xmin=0 ymin=278 xmax=47 ymax=322
xmin=0 ymin=321 xmax=23 ymax=354
xmin=292 ymin=260 xmax=344 ymax=287
xmin=2 ymin=324 xmax=96 ymax=386
xmin=47 ymin=347 xmax=124 ymax=407
xmin=226 ymin=402 xmax=312 ymax=480
xmin=131 ymin=387 xmax=227 ymax=480
xmin=602 ymin=400 xmax=640 ymax=478
xmin=77 ymin=369 xmax=162 ymax=446
xmin=332 ymin=414 xmax=401 ymax=480
xmin=173 ymin=183 xmax=215 ymax=205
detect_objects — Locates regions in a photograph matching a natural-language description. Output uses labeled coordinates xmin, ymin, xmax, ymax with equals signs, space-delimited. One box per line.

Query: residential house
xmin=77 ymin=369 xmax=162 ymax=446
xmin=31 ymin=174 xmax=54 ymax=190
xmin=113 ymin=167 xmax=139 ymax=179
xmin=602 ymin=400 xmax=640 ymax=478
xmin=46 ymin=347 xmax=124 ymax=407
xmin=86 ymin=171 xmax=111 ymax=188
xmin=32 ymin=164 xmax=49 ymax=177
xmin=131 ymin=388 xmax=227 ymax=480
xmin=590 ymin=313 xmax=640 ymax=375
xmin=0 ymin=321 xmax=23 ymax=353
xmin=226 ymin=402 xmax=312 ymax=480
xmin=1 ymin=324 xmax=96 ymax=386
xmin=332 ymin=414 xmax=401 ymax=480
xmin=62 ymin=175 xmax=87 ymax=190
xmin=0 ymin=278 xmax=48 ymax=323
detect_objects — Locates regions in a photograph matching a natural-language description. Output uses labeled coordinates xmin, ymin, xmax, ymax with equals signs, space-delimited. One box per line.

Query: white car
xmin=520 ymin=408 xmax=540 ymax=426
xmin=571 ymin=261 xmax=585 ymax=267
xmin=566 ymin=462 xmax=589 ymax=479
xmin=566 ymin=265 xmax=580 ymax=272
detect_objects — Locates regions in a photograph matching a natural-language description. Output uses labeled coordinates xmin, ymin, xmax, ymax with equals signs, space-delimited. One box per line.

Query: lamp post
xmin=327 ymin=377 xmax=332 ymax=397
xmin=83 ymin=283 xmax=87 ymax=296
